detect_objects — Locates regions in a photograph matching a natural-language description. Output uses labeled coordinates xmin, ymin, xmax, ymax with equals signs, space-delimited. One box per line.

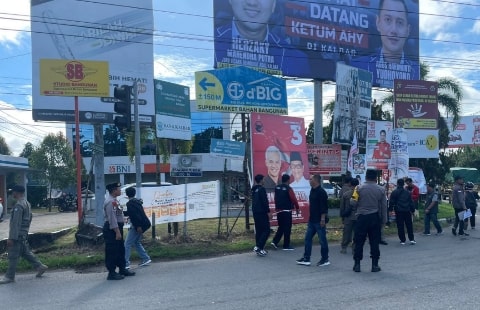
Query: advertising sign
xmin=406 ymin=129 xmax=439 ymax=158
xmin=332 ymin=63 xmax=372 ymax=147
xmin=195 ymin=66 xmax=287 ymax=114
xmin=154 ymin=79 xmax=191 ymax=140
xmin=446 ymin=116 xmax=480 ymax=148
xmin=388 ymin=128 xmax=409 ymax=187
xmin=307 ymin=144 xmax=342 ymax=176
xmin=394 ymin=80 xmax=439 ymax=129
xmin=250 ymin=113 xmax=308 ymax=225
xmin=31 ymin=0 xmax=154 ymax=124
xmin=40 ymin=59 xmax=109 ymax=97
xmin=170 ymin=154 xmax=203 ymax=177
xmin=213 ymin=0 xmax=419 ymax=87
xmin=210 ymin=138 xmax=246 ymax=161
xmin=366 ymin=120 xmax=393 ymax=170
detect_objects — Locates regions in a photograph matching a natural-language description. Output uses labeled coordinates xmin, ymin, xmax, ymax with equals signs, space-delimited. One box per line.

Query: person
xmin=214 ymin=0 xmax=310 ymax=77
xmin=352 ymin=169 xmax=387 ymax=273
xmin=251 ymin=174 xmax=271 ymax=257
xmin=423 ymin=182 xmax=443 ymax=235
xmin=296 ymin=174 xmax=330 ymax=266
xmin=289 ymin=151 xmax=310 ymax=193
xmin=389 ymin=178 xmax=416 ymax=245
xmin=271 ymin=174 xmax=300 ymax=250
xmin=263 ymin=145 xmax=282 ymax=191
xmin=372 ymin=130 xmax=391 ymax=160
xmin=124 ymin=187 xmax=152 ymax=269
xmin=405 ymin=177 xmax=420 ymax=218
xmin=339 ymin=177 xmax=359 ymax=254
xmin=0 ymin=197 xmax=4 ymax=222
xmin=103 ymin=182 xmax=135 ymax=280
xmin=350 ymin=0 xmax=419 ymax=88
xmin=464 ymin=182 xmax=478 ymax=230
xmin=452 ymin=175 xmax=468 ymax=236
xmin=0 ymin=185 xmax=48 ymax=284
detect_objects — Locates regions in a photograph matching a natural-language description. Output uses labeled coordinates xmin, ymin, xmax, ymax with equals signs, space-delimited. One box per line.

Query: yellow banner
xmin=40 ymin=59 xmax=109 ymax=97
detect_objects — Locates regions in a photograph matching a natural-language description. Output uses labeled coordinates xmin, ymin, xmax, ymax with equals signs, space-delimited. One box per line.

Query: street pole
xmin=133 ymin=82 xmax=142 ymax=199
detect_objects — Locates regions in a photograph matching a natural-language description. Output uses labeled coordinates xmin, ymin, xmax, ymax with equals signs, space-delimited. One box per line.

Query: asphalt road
xmin=1 ymin=214 xmax=479 ymax=310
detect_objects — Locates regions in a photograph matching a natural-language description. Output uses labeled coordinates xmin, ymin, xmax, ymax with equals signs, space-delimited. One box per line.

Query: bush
xmin=27 ymin=185 xmax=47 ymax=208
xmin=328 ymin=198 xmax=340 ymax=209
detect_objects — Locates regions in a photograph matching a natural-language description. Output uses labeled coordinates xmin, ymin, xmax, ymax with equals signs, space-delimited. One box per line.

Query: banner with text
xmin=307 ymin=144 xmax=342 ymax=176
xmin=366 ymin=120 xmax=393 ymax=170
xmin=446 ymin=115 xmax=480 ymax=148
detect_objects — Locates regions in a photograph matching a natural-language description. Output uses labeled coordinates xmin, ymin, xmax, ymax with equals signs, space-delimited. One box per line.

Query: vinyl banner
xmin=307 ymin=144 xmax=342 ymax=176
xmin=251 ymin=113 xmax=308 ymax=225
xmin=154 ymin=80 xmax=191 ymax=140
xmin=406 ymin=129 xmax=439 ymax=158
xmin=31 ymin=0 xmax=155 ymax=124
xmin=213 ymin=0 xmax=419 ymax=87
xmin=332 ymin=63 xmax=372 ymax=147
xmin=446 ymin=116 xmax=480 ymax=148
xmin=394 ymin=80 xmax=439 ymax=129
xmin=366 ymin=120 xmax=393 ymax=170
xmin=388 ymin=128 xmax=409 ymax=187
xmin=141 ymin=181 xmax=221 ymax=223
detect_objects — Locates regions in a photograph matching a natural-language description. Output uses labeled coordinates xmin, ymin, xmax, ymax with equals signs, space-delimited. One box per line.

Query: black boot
xmin=371 ymin=258 xmax=381 ymax=272
xmin=107 ymin=272 xmax=124 ymax=280
xmin=120 ymin=269 xmax=136 ymax=276
xmin=353 ymin=259 xmax=361 ymax=272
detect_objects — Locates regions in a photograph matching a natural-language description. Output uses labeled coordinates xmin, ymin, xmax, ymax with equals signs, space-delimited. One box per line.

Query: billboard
xmin=31 ymin=0 xmax=155 ymax=124
xmin=250 ymin=113 xmax=308 ymax=225
xmin=406 ymin=129 xmax=439 ymax=158
xmin=307 ymin=144 xmax=342 ymax=176
xmin=332 ymin=63 xmax=372 ymax=147
xmin=154 ymin=80 xmax=191 ymax=140
xmin=446 ymin=116 xmax=480 ymax=148
xmin=195 ymin=66 xmax=287 ymax=114
xmin=394 ymin=80 xmax=439 ymax=129
xmin=213 ymin=0 xmax=419 ymax=87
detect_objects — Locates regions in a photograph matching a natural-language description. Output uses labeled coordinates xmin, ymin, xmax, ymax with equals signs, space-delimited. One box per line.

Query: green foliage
xmin=328 ymin=198 xmax=340 ymax=209
xmin=19 ymin=142 xmax=34 ymax=158
xmin=191 ymin=126 xmax=223 ymax=153
xmin=0 ymin=134 xmax=11 ymax=155
xmin=103 ymin=125 xmax=127 ymax=156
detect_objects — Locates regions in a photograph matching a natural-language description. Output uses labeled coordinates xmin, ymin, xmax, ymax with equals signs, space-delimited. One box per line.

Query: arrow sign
xmin=199 ymin=77 xmax=215 ymax=91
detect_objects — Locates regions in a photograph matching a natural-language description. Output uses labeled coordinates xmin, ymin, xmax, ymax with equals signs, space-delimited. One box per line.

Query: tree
xmin=29 ymin=132 xmax=76 ymax=211
xmin=103 ymin=125 xmax=127 ymax=156
xmin=191 ymin=127 xmax=223 ymax=153
xmin=0 ymin=134 xmax=11 ymax=155
xmin=19 ymin=142 xmax=34 ymax=158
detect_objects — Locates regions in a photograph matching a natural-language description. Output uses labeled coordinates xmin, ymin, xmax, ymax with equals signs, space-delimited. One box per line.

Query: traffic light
xmin=113 ymin=85 xmax=132 ymax=131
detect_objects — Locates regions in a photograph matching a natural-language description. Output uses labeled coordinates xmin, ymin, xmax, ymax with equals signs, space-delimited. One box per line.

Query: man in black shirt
xmin=251 ymin=174 xmax=271 ymax=257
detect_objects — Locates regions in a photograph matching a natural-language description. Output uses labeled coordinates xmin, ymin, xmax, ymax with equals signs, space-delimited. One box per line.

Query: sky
xmin=0 ymin=0 xmax=479 ymax=156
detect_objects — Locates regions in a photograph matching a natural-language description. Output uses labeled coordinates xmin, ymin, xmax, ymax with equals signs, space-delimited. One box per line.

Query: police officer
xmin=0 ymin=185 xmax=48 ymax=284
xmin=271 ymin=174 xmax=300 ymax=250
xmin=103 ymin=182 xmax=135 ymax=280
xmin=352 ymin=169 xmax=387 ymax=273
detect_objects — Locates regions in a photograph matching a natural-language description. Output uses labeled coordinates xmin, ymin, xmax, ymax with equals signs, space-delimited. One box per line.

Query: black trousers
xmin=353 ymin=213 xmax=381 ymax=261
xmin=453 ymin=209 xmax=466 ymax=234
xmin=272 ymin=211 xmax=292 ymax=248
xmin=253 ymin=212 xmax=270 ymax=250
xmin=396 ymin=211 xmax=415 ymax=242
xmin=103 ymin=222 xmax=126 ymax=274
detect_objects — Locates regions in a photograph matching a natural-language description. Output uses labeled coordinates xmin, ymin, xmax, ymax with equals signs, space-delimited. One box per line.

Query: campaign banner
xmin=31 ymin=0 xmax=155 ymax=124
xmin=366 ymin=120 xmax=393 ymax=170
xmin=394 ymin=80 xmax=439 ymax=129
xmin=406 ymin=129 xmax=439 ymax=158
xmin=154 ymin=79 xmax=191 ymax=140
xmin=388 ymin=128 xmax=409 ymax=188
xmin=332 ymin=63 xmax=372 ymax=147
xmin=141 ymin=181 xmax=220 ymax=223
xmin=446 ymin=115 xmax=480 ymax=148
xmin=213 ymin=0 xmax=419 ymax=87
xmin=250 ymin=113 xmax=308 ymax=225
xmin=307 ymin=144 xmax=342 ymax=176
xmin=195 ymin=66 xmax=287 ymax=115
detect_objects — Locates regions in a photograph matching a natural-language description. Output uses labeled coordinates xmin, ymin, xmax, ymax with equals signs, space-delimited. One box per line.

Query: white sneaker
xmin=0 ymin=277 xmax=14 ymax=284
xmin=36 ymin=264 xmax=48 ymax=277
xmin=410 ymin=240 xmax=417 ymax=245
xmin=139 ymin=259 xmax=152 ymax=267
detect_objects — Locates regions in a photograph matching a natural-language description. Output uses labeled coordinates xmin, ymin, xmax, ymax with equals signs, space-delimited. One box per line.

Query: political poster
xmin=446 ymin=116 xmax=480 ymax=148
xmin=366 ymin=120 xmax=393 ymax=170
xmin=250 ymin=113 xmax=308 ymax=225
xmin=388 ymin=128 xmax=409 ymax=188
xmin=307 ymin=144 xmax=342 ymax=176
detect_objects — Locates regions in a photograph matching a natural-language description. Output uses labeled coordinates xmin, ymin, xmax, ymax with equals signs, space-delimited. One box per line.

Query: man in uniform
xmin=352 ymin=169 xmax=387 ymax=272
xmin=103 ymin=182 xmax=135 ymax=280
xmin=0 ymin=185 xmax=48 ymax=284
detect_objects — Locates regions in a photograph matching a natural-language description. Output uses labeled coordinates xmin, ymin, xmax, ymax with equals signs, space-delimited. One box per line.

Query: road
xmin=1 ymin=217 xmax=479 ymax=309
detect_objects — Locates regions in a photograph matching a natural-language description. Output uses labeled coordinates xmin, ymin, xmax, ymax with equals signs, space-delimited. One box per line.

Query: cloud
xmin=419 ymin=0 xmax=461 ymax=38
xmin=0 ymin=0 xmax=31 ymax=46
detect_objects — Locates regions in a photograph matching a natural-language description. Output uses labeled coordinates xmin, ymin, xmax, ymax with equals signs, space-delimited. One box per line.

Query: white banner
xmin=389 ymin=128 xmax=409 ymax=188
xmin=446 ymin=115 xmax=480 ymax=148
xmin=141 ymin=181 xmax=220 ymax=223
xmin=406 ymin=129 xmax=439 ymax=158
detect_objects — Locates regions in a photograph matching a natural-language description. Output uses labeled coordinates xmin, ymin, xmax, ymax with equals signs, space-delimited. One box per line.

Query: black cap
xmin=106 ymin=182 xmax=121 ymax=192
xmin=454 ymin=175 xmax=463 ymax=181
xmin=11 ymin=185 xmax=25 ymax=193
xmin=290 ymin=151 xmax=302 ymax=162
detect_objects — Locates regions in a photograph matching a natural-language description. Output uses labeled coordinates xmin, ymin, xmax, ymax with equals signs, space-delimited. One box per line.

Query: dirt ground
xmin=0 ymin=211 xmax=79 ymax=240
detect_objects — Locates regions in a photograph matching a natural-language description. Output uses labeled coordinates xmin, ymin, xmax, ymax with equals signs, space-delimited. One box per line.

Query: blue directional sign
xmin=195 ymin=66 xmax=287 ymax=115
xmin=210 ymin=138 xmax=245 ymax=160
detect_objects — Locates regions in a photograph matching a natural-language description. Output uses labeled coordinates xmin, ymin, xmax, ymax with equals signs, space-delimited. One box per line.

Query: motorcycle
xmin=57 ymin=193 xmax=78 ymax=212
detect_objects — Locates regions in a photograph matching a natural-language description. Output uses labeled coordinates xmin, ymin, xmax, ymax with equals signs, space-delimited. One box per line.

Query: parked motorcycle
xmin=57 ymin=193 xmax=77 ymax=212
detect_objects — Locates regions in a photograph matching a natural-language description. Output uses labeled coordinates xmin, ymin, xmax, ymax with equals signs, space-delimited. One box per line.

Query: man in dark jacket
xmin=251 ymin=174 xmax=270 ymax=257
xmin=124 ymin=187 xmax=152 ymax=269
xmin=296 ymin=174 xmax=330 ymax=266
xmin=271 ymin=174 xmax=300 ymax=250
xmin=340 ymin=177 xmax=359 ymax=254
xmin=389 ymin=179 xmax=416 ymax=245
xmin=452 ymin=175 xmax=468 ymax=236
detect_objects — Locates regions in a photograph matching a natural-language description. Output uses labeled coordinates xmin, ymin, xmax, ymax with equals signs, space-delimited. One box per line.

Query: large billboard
xmin=446 ymin=116 xmax=480 ymax=148
xmin=31 ymin=0 xmax=155 ymax=124
xmin=213 ymin=0 xmax=419 ymax=87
